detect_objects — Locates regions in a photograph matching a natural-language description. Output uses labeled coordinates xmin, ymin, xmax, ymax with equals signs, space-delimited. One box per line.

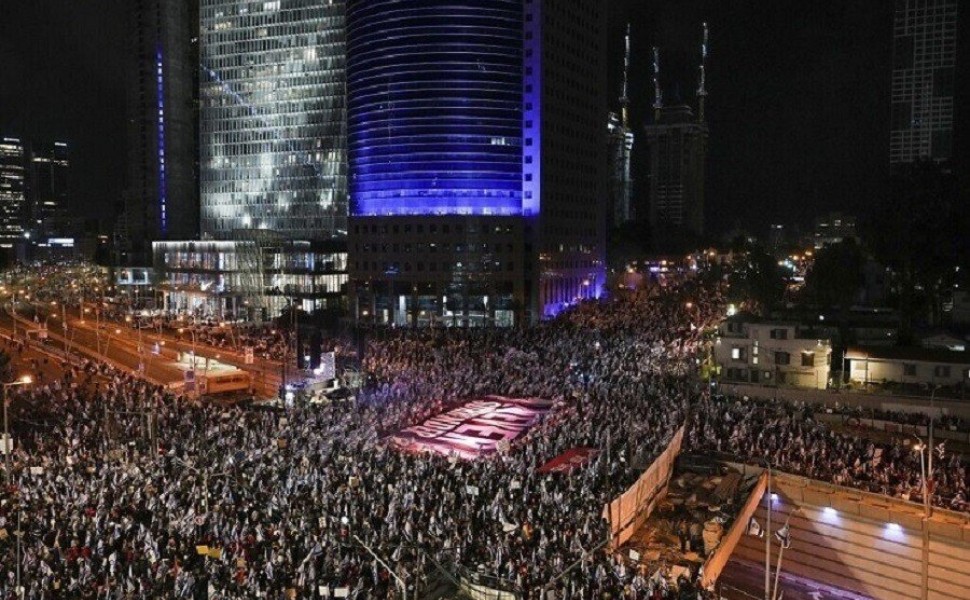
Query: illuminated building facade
xmin=153 ymin=238 xmax=348 ymax=319
xmin=0 ymin=138 xmax=27 ymax=251
xmin=199 ymin=0 xmax=347 ymax=241
xmin=890 ymin=0 xmax=958 ymax=167
xmin=608 ymin=112 xmax=634 ymax=226
xmin=122 ymin=0 xmax=199 ymax=265
xmin=347 ymin=0 xmax=607 ymax=326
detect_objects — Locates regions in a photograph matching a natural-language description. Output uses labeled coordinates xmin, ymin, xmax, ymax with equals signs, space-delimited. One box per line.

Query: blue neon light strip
xmin=347 ymin=0 xmax=525 ymax=217
xmin=156 ymin=48 xmax=168 ymax=235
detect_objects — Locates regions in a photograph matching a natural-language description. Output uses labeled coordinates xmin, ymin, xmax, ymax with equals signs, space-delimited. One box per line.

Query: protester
xmin=1 ymin=267 xmax=965 ymax=600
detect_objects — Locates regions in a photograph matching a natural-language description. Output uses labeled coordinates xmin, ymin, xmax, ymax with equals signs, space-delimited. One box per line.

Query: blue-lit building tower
xmin=347 ymin=0 xmax=607 ymax=326
xmin=121 ymin=0 xmax=199 ymax=266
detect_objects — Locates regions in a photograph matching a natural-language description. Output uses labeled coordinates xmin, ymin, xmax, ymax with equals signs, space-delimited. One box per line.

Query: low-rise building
xmin=153 ymin=237 xmax=348 ymax=321
xmin=846 ymin=346 xmax=970 ymax=387
xmin=714 ymin=315 xmax=832 ymax=389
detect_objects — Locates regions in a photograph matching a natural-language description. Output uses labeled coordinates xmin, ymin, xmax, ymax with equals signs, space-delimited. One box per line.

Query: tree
xmin=727 ymin=243 xmax=786 ymax=313
xmin=866 ymin=161 xmax=967 ymax=338
xmin=804 ymin=239 xmax=865 ymax=310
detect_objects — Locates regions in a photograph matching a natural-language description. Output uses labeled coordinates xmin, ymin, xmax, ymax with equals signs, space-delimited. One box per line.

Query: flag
xmin=774 ymin=523 xmax=791 ymax=549
xmin=747 ymin=517 xmax=763 ymax=538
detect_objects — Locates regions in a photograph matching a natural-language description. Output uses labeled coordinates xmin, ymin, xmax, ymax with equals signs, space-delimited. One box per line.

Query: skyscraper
xmin=644 ymin=30 xmax=709 ymax=242
xmin=199 ymin=0 xmax=347 ymax=241
xmin=608 ymin=26 xmax=634 ymax=227
xmin=644 ymin=105 xmax=708 ymax=239
xmin=122 ymin=0 xmax=200 ymax=265
xmin=347 ymin=0 xmax=607 ymax=326
xmin=890 ymin=0 xmax=958 ymax=167
xmin=608 ymin=113 xmax=634 ymax=227
xmin=0 ymin=138 xmax=28 ymax=251
xmin=28 ymin=142 xmax=70 ymax=239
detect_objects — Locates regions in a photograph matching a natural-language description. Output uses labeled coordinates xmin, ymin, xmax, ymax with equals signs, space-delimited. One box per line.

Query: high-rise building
xmin=199 ymin=0 xmax=347 ymax=241
xmin=122 ymin=0 xmax=200 ymax=265
xmin=644 ymin=105 xmax=708 ymax=239
xmin=347 ymin=0 xmax=607 ymax=326
xmin=890 ymin=0 xmax=958 ymax=167
xmin=608 ymin=26 xmax=634 ymax=228
xmin=644 ymin=30 xmax=709 ymax=242
xmin=0 ymin=138 xmax=28 ymax=251
xmin=28 ymin=142 xmax=70 ymax=239
xmin=608 ymin=113 xmax=634 ymax=227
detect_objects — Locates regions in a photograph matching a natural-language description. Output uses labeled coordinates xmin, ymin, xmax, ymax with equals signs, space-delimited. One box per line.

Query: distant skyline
xmin=1 ymin=1 xmax=966 ymax=239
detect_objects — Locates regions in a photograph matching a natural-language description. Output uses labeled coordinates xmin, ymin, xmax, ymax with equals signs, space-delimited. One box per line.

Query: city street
xmin=2 ymin=302 xmax=299 ymax=398
xmin=718 ymin=559 xmax=873 ymax=600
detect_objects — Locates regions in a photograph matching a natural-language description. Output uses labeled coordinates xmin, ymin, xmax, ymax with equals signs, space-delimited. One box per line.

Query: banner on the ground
xmin=538 ymin=447 xmax=599 ymax=474
xmin=390 ymin=396 xmax=553 ymax=459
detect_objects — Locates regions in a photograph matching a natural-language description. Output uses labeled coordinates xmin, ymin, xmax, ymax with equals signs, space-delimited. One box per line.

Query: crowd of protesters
xmin=0 ymin=278 xmax=722 ymax=599
xmin=689 ymin=394 xmax=970 ymax=512
xmin=1 ymin=267 xmax=970 ymax=599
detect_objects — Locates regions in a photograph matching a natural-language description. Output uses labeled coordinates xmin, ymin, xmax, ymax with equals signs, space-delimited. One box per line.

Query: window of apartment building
xmin=764 ymin=371 xmax=772 ymax=380
xmin=934 ymin=365 xmax=951 ymax=378
xmin=801 ymin=352 xmax=815 ymax=367
xmin=775 ymin=352 xmax=791 ymax=365
xmin=731 ymin=347 xmax=747 ymax=361
xmin=903 ymin=363 xmax=917 ymax=376
xmin=770 ymin=328 xmax=789 ymax=340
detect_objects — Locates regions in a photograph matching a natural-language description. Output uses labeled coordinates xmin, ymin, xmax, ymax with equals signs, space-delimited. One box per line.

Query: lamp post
xmin=764 ymin=460 xmax=772 ymax=600
xmin=913 ymin=435 xmax=929 ymax=517
xmin=3 ymin=375 xmax=33 ymax=486
xmin=341 ymin=517 xmax=407 ymax=600
xmin=927 ymin=385 xmax=941 ymax=517
xmin=173 ymin=458 xmax=228 ymax=518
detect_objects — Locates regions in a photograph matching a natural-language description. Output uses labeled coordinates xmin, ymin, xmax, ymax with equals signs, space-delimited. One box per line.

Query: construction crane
xmin=652 ymin=46 xmax=663 ymax=122
xmin=697 ymin=22 xmax=709 ymax=123
xmin=620 ymin=23 xmax=631 ymax=128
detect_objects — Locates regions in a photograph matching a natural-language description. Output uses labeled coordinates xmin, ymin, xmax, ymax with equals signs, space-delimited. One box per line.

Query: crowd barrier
xmin=603 ymin=425 xmax=685 ymax=548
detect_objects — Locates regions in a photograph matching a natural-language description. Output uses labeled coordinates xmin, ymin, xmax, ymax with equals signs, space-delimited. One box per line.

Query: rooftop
xmin=846 ymin=345 xmax=970 ymax=365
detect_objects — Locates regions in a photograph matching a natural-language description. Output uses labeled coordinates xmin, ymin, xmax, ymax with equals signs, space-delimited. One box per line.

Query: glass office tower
xmin=890 ymin=0 xmax=958 ymax=166
xmin=200 ymin=0 xmax=347 ymax=240
xmin=0 ymin=138 xmax=27 ymax=249
xmin=347 ymin=0 xmax=524 ymax=217
xmin=347 ymin=0 xmax=607 ymax=326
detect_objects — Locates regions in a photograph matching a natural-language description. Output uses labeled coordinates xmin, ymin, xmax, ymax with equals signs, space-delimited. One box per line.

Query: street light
xmin=3 ymin=375 xmax=33 ymax=486
xmin=912 ymin=435 xmax=929 ymax=517
xmin=341 ymin=516 xmax=408 ymax=600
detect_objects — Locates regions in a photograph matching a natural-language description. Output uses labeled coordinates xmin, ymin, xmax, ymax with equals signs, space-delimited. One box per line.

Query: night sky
xmin=0 ymin=1 xmax=960 ymax=238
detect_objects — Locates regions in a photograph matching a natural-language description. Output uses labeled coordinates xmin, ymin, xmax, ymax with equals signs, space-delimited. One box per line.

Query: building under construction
xmin=608 ymin=25 xmax=635 ymax=228
xmin=644 ymin=25 xmax=709 ymax=241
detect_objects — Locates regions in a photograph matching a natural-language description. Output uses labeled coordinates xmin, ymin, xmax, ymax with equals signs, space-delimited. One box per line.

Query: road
xmin=717 ymin=559 xmax=873 ymax=600
xmin=5 ymin=304 xmax=297 ymax=398
xmin=0 ymin=310 xmax=185 ymax=387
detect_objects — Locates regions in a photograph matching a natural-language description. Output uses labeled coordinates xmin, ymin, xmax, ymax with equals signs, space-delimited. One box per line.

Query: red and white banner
xmin=390 ymin=396 xmax=553 ymax=459
xmin=537 ymin=447 xmax=599 ymax=474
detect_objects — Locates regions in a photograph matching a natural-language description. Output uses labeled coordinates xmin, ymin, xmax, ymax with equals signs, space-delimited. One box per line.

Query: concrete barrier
xmin=730 ymin=472 xmax=970 ymax=600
